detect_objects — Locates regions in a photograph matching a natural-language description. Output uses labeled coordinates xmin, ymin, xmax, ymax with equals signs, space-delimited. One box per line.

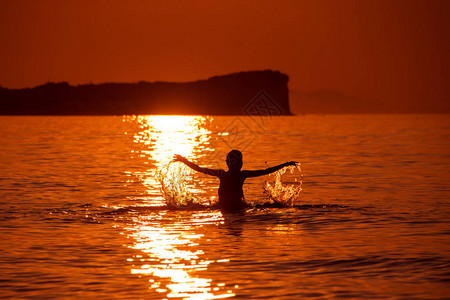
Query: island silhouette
xmin=0 ymin=70 xmax=291 ymax=115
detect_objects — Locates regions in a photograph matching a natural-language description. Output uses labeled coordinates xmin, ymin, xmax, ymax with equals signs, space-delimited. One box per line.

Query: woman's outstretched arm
xmin=173 ymin=154 xmax=222 ymax=177
xmin=243 ymin=161 xmax=298 ymax=178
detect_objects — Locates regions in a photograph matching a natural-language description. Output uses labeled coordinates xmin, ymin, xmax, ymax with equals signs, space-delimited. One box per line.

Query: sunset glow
xmin=1 ymin=1 xmax=448 ymax=111
xmin=1 ymin=1 xmax=449 ymax=299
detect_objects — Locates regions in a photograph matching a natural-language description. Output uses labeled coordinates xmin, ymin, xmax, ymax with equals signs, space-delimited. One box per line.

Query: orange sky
xmin=0 ymin=0 xmax=448 ymax=107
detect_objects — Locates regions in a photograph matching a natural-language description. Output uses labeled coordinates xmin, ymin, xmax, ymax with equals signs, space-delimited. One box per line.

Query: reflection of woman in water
xmin=173 ymin=150 xmax=297 ymax=210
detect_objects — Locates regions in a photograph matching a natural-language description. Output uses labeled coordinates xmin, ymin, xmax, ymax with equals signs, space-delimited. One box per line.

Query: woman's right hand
xmin=173 ymin=154 xmax=187 ymax=163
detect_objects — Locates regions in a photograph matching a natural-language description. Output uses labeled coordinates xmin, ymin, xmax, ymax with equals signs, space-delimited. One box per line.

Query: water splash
xmin=263 ymin=164 xmax=303 ymax=206
xmin=155 ymin=161 xmax=198 ymax=208
xmin=155 ymin=161 xmax=303 ymax=209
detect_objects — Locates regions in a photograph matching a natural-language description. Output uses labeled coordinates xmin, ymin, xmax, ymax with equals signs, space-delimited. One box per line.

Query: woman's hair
xmin=226 ymin=150 xmax=243 ymax=170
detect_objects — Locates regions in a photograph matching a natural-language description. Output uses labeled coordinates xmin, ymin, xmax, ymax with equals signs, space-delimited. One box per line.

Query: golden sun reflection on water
xmin=128 ymin=115 xmax=214 ymax=206
xmin=133 ymin=115 xmax=212 ymax=167
xmin=123 ymin=116 xmax=236 ymax=298
xmin=125 ymin=211 xmax=236 ymax=299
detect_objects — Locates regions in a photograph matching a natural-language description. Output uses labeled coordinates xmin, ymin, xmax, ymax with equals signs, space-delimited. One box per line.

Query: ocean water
xmin=0 ymin=114 xmax=449 ymax=299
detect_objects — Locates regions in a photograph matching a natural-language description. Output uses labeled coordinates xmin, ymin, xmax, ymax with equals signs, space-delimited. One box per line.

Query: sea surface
xmin=0 ymin=114 xmax=449 ymax=299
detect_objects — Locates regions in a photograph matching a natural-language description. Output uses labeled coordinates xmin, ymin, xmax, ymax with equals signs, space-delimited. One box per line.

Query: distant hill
xmin=290 ymin=89 xmax=450 ymax=114
xmin=0 ymin=70 xmax=291 ymax=115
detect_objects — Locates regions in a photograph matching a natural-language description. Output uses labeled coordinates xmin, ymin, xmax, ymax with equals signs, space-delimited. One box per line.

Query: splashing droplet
xmin=263 ymin=163 xmax=303 ymax=206
xmin=155 ymin=161 xmax=198 ymax=208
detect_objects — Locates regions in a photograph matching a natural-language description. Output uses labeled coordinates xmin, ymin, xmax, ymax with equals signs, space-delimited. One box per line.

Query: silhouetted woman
xmin=173 ymin=150 xmax=297 ymax=211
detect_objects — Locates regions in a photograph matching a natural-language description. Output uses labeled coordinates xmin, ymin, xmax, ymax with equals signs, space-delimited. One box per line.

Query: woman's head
xmin=226 ymin=150 xmax=243 ymax=171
